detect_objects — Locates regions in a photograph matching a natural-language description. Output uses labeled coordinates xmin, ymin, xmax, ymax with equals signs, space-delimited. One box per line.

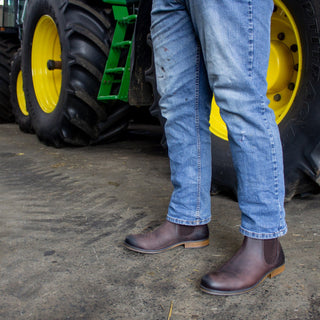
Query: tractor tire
xmin=22 ymin=0 xmax=130 ymax=147
xmin=211 ymin=0 xmax=320 ymax=201
xmin=10 ymin=49 xmax=32 ymax=133
xmin=0 ymin=36 xmax=20 ymax=123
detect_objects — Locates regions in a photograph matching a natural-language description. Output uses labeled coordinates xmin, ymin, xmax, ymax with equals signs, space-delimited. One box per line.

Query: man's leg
xmin=124 ymin=0 xmax=213 ymax=253
xmin=185 ymin=0 xmax=287 ymax=294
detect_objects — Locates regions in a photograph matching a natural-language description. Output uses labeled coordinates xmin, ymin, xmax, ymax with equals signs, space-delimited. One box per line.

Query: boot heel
xmin=268 ymin=264 xmax=285 ymax=278
xmin=184 ymin=239 xmax=209 ymax=249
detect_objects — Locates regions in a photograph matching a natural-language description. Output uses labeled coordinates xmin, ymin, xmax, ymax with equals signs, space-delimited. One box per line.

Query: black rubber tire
xmin=9 ymin=48 xmax=33 ymax=133
xmin=22 ymin=0 xmax=130 ymax=147
xmin=0 ymin=35 xmax=20 ymax=123
xmin=211 ymin=0 xmax=320 ymax=201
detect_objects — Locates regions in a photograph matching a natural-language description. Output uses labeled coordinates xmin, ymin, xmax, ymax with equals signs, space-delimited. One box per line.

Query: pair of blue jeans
xmin=151 ymin=0 xmax=287 ymax=239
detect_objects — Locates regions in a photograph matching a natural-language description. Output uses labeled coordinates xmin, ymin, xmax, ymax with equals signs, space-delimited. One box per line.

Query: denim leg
xmin=151 ymin=0 xmax=212 ymax=225
xmin=187 ymin=0 xmax=287 ymax=238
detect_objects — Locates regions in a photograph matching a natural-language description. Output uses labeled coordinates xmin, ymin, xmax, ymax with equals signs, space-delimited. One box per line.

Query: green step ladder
xmin=98 ymin=2 xmax=137 ymax=102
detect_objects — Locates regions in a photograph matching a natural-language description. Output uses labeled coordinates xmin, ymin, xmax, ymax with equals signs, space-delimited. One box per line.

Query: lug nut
xmin=288 ymin=83 xmax=295 ymax=91
xmin=290 ymin=44 xmax=298 ymax=52
xmin=277 ymin=32 xmax=285 ymax=41
xmin=274 ymin=94 xmax=281 ymax=101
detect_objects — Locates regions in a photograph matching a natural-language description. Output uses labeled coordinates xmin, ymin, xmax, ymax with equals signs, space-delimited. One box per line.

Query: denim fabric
xmin=151 ymin=0 xmax=287 ymax=239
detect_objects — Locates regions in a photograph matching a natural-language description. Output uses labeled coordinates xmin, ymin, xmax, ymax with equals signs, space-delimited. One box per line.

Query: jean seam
xmin=247 ymin=0 xmax=253 ymax=78
xmin=195 ymin=45 xmax=201 ymax=219
xmin=260 ymin=98 xmax=286 ymax=232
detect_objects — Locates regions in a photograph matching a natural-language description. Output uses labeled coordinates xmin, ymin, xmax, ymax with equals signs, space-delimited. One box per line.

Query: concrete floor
xmin=0 ymin=123 xmax=319 ymax=320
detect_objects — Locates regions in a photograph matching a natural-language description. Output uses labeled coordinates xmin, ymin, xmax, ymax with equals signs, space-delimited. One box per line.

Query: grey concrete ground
xmin=0 ymin=123 xmax=319 ymax=320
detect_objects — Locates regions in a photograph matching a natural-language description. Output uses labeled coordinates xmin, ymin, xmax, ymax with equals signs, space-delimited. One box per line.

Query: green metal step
xmin=105 ymin=67 xmax=125 ymax=74
xmin=117 ymin=14 xmax=137 ymax=24
xmin=112 ymin=40 xmax=132 ymax=49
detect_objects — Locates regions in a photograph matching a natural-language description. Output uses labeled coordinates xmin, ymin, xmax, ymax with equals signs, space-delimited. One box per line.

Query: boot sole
xmin=123 ymin=238 xmax=209 ymax=254
xmin=200 ymin=263 xmax=285 ymax=296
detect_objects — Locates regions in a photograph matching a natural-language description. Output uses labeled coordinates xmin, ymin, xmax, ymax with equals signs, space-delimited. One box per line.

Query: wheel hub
xmin=32 ymin=15 xmax=62 ymax=114
xmin=17 ymin=70 xmax=28 ymax=116
xmin=267 ymin=40 xmax=294 ymax=93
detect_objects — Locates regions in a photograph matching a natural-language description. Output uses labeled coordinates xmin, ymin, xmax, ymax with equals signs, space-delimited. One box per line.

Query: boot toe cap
xmin=124 ymin=235 xmax=139 ymax=248
xmin=201 ymin=273 xmax=217 ymax=289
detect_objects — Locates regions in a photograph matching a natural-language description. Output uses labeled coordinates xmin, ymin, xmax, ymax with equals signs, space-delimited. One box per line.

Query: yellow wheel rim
xmin=210 ymin=0 xmax=302 ymax=141
xmin=16 ymin=70 xmax=28 ymax=116
xmin=32 ymin=15 xmax=62 ymax=113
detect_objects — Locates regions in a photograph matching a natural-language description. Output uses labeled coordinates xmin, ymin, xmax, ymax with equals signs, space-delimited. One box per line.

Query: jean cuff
xmin=167 ymin=215 xmax=211 ymax=226
xmin=239 ymin=225 xmax=288 ymax=239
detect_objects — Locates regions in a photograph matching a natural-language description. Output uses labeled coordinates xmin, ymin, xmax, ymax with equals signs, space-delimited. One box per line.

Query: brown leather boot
xmin=200 ymin=236 xmax=285 ymax=295
xmin=124 ymin=220 xmax=209 ymax=253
